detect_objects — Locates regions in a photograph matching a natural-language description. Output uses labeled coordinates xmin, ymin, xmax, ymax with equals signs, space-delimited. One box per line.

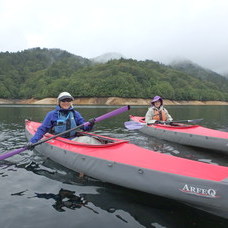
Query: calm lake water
xmin=0 ymin=105 xmax=228 ymax=228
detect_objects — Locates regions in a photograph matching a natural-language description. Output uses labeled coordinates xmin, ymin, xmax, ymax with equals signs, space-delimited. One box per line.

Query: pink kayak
xmin=129 ymin=115 xmax=228 ymax=154
xmin=25 ymin=120 xmax=228 ymax=219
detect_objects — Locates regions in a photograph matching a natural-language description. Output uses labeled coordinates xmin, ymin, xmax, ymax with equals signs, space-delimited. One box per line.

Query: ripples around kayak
xmin=1 ymin=106 xmax=228 ymax=227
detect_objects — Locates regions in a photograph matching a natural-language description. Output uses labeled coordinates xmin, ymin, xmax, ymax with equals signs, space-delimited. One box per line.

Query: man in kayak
xmin=145 ymin=95 xmax=173 ymax=124
xmin=28 ymin=92 xmax=95 ymax=146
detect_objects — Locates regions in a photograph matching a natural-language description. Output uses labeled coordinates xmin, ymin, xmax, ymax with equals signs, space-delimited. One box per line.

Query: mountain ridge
xmin=1 ymin=47 xmax=228 ymax=101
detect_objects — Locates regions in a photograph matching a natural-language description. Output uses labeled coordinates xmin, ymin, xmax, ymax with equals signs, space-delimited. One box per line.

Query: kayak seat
xmin=71 ymin=136 xmax=102 ymax=145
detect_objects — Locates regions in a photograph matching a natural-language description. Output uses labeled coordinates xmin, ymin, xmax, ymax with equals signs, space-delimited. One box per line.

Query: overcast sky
xmin=1 ymin=0 xmax=228 ymax=74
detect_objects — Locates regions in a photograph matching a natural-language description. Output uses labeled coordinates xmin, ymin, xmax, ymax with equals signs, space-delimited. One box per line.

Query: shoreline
xmin=1 ymin=97 xmax=228 ymax=105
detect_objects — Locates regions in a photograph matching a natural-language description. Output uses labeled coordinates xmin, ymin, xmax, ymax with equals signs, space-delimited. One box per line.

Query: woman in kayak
xmin=145 ymin=95 xmax=173 ymax=124
xmin=28 ymin=92 xmax=95 ymax=145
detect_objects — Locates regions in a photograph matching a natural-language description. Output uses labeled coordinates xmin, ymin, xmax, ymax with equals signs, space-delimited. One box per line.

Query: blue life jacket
xmin=53 ymin=111 xmax=77 ymax=137
xmin=30 ymin=105 xmax=93 ymax=144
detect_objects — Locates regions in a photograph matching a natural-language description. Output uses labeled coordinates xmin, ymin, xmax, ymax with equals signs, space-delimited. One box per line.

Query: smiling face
xmin=154 ymin=100 xmax=161 ymax=108
xmin=59 ymin=98 xmax=73 ymax=109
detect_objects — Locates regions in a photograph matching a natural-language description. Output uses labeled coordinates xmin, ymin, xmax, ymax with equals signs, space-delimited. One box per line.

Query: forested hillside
xmin=170 ymin=60 xmax=228 ymax=90
xmin=1 ymin=48 xmax=228 ymax=101
xmin=0 ymin=48 xmax=91 ymax=98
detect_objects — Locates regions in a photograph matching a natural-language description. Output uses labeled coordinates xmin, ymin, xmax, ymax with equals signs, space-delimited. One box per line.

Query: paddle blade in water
xmin=0 ymin=147 xmax=27 ymax=160
xmin=124 ymin=121 xmax=145 ymax=130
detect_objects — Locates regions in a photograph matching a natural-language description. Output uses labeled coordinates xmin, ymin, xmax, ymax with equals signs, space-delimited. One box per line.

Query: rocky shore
xmin=0 ymin=97 xmax=228 ymax=105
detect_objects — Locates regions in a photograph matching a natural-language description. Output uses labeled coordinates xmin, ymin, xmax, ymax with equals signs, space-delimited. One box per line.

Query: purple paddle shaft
xmin=0 ymin=105 xmax=131 ymax=161
xmin=82 ymin=105 xmax=130 ymax=127
xmin=0 ymin=147 xmax=27 ymax=160
xmin=95 ymin=105 xmax=130 ymax=123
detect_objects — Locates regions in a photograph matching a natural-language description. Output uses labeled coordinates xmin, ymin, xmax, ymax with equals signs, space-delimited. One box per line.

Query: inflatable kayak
xmin=25 ymin=120 xmax=228 ymax=219
xmin=128 ymin=116 xmax=228 ymax=154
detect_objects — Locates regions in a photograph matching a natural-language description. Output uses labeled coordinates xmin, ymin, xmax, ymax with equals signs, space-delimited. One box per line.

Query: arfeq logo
xmin=179 ymin=184 xmax=219 ymax=198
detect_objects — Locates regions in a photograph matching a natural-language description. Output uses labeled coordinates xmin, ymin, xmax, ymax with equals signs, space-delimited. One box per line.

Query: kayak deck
xmin=25 ymin=120 xmax=228 ymax=219
xmin=131 ymin=116 xmax=228 ymax=139
xmin=26 ymin=120 xmax=228 ymax=182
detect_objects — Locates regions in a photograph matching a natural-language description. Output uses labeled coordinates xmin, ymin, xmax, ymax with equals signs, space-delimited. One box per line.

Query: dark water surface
xmin=0 ymin=105 xmax=228 ymax=228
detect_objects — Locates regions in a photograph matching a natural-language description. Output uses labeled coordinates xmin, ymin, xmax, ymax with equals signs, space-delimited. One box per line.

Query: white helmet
xmin=57 ymin=92 xmax=74 ymax=102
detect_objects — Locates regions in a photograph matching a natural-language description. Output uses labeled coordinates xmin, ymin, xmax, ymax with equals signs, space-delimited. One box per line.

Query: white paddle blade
xmin=124 ymin=121 xmax=145 ymax=130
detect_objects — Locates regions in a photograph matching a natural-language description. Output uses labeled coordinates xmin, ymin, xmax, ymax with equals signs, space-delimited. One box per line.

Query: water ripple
xmin=1 ymin=106 xmax=228 ymax=227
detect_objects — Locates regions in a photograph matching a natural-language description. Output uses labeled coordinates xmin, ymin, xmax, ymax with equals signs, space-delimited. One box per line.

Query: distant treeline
xmin=1 ymin=47 xmax=228 ymax=101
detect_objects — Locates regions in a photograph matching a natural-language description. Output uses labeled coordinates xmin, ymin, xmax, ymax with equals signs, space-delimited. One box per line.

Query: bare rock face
xmin=33 ymin=98 xmax=56 ymax=104
xmin=1 ymin=97 xmax=228 ymax=105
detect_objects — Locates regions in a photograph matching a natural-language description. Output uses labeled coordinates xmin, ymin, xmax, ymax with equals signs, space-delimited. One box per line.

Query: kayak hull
xmin=130 ymin=116 xmax=228 ymax=154
xmin=25 ymin=120 xmax=228 ymax=219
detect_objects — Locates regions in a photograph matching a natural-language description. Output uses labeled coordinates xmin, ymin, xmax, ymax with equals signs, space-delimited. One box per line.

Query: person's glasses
xmin=61 ymin=98 xmax=72 ymax=102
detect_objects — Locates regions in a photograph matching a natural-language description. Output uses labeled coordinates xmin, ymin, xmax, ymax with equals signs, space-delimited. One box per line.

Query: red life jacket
xmin=152 ymin=109 xmax=168 ymax=121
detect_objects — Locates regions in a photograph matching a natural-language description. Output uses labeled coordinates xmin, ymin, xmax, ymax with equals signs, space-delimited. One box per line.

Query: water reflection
xmin=0 ymin=160 xmax=17 ymax=177
xmin=82 ymin=186 xmax=228 ymax=228
xmin=10 ymin=180 xmax=228 ymax=227
xmin=31 ymin=188 xmax=92 ymax=213
xmin=11 ymin=156 xmax=228 ymax=227
xmin=1 ymin=105 xmax=228 ymax=227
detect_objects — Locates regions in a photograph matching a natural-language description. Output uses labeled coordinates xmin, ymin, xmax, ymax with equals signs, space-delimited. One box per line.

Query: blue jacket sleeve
xmin=30 ymin=111 xmax=55 ymax=143
xmin=74 ymin=111 xmax=93 ymax=131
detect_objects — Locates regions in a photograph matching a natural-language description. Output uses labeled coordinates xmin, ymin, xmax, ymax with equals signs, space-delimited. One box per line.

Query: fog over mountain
xmin=90 ymin=52 xmax=125 ymax=63
xmin=170 ymin=59 xmax=228 ymax=82
xmin=1 ymin=0 xmax=228 ymax=76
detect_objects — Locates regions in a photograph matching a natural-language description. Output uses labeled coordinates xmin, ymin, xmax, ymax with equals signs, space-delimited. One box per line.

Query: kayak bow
xmin=25 ymin=120 xmax=228 ymax=219
xmin=129 ymin=115 xmax=228 ymax=154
